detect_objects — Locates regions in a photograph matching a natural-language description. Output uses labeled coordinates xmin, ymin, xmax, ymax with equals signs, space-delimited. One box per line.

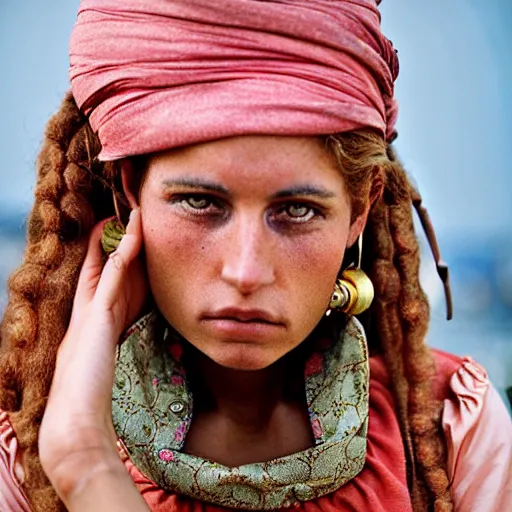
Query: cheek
xmin=279 ymin=228 xmax=349 ymax=327
xmin=140 ymin=203 xmax=214 ymax=302
xmin=284 ymin=232 xmax=345 ymax=275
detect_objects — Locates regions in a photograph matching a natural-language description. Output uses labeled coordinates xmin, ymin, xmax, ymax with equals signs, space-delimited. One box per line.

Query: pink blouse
xmin=0 ymin=411 xmax=31 ymax=512
xmin=1 ymin=353 xmax=511 ymax=511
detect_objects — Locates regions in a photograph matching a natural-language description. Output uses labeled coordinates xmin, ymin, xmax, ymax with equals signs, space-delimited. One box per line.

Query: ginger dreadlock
xmin=0 ymin=93 xmax=453 ymax=511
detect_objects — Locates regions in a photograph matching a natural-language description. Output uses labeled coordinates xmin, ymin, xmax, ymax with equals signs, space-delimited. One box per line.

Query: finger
xmin=73 ymin=218 xmax=114 ymax=311
xmin=94 ymin=208 xmax=143 ymax=312
xmin=52 ymin=211 xmax=137 ymax=394
xmin=56 ymin=218 xmax=113 ymax=361
xmin=49 ymin=212 xmax=143 ymax=419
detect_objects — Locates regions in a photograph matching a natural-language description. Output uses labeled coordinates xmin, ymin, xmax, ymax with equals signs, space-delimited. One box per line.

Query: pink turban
xmin=69 ymin=0 xmax=399 ymax=161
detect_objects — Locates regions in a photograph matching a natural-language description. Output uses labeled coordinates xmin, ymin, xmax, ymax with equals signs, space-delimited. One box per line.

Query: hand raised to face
xmin=39 ymin=209 xmax=149 ymax=510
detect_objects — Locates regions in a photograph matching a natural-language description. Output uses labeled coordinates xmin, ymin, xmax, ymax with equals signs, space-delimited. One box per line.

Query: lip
xmin=203 ymin=307 xmax=283 ymax=325
xmin=203 ymin=318 xmax=283 ymax=338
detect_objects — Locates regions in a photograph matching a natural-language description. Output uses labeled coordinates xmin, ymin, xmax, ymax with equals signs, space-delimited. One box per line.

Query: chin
xmin=207 ymin=343 xmax=281 ymax=371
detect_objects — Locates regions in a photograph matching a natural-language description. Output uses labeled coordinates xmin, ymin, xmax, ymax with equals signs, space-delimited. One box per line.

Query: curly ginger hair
xmin=0 ymin=93 xmax=453 ymax=511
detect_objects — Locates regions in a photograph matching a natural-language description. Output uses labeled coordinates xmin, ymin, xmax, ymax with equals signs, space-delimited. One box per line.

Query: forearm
xmin=66 ymin=465 xmax=149 ymax=512
xmin=50 ymin=451 xmax=149 ymax=512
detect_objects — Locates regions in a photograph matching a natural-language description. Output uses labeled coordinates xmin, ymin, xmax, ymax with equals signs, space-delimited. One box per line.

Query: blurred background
xmin=1 ymin=0 xmax=511 ymax=409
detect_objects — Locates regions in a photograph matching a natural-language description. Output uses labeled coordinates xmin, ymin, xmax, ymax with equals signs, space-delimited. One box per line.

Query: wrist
xmin=61 ymin=456 xmax=149 ymax=511
xmin=47 ymin=447 xmax=122 ymax=501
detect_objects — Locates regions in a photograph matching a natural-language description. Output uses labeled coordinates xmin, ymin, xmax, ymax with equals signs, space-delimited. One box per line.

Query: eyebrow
xmin=162 ymin=178 xmax=229 ymax=194
xmin=271 ymin=185 xmax=336 ymax=200
xmin=162 ymin=178 xmax=336 ymax=200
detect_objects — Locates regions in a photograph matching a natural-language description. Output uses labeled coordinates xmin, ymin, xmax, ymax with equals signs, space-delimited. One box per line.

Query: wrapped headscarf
xmin=69 ymin=0 xmax=399 ymax=161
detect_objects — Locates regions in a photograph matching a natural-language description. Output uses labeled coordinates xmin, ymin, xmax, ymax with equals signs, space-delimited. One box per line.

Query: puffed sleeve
xmin=442 ymin=358 xmax=512 ymax=511
xmin=0 ymin=411 xmax=32 ymax=511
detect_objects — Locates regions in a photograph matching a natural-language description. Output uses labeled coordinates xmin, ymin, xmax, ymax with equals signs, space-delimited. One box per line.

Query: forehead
xmin=144 ymin=135 xmax=345 ymax=190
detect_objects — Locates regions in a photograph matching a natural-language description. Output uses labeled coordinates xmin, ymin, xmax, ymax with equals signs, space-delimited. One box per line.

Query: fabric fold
xmin=0 ymin=411 xmax=32 ymax=512
xmin=441 ymin=357 xmax=512 ymax=512
xmin=69 ymin=0 xmax=399 ymax=161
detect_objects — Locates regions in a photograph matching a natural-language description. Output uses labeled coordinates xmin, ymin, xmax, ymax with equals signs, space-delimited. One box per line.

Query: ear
xmin=121 ymin=159 xmax=141 ymax=209
xmin=346 ymin=168 xmax=384 ymax=247
xmin=346 ymin=207 xmax=369 ymax=248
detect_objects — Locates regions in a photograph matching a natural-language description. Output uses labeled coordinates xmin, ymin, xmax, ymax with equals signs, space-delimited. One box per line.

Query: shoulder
xmin=436 ymin=353 xmax=512 ymax=511
xmin=369 ymin=348 xmax=487 ymax=402
xmin=420 ymin=349 xmax=512 ymax=511
xmin=370 ymin=349 xmax=512 ymax=510
xmin=430 ymin=348 xmax=478 ymax=398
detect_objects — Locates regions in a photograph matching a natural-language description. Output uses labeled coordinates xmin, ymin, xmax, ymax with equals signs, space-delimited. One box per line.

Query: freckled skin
xmin=136 ymin=135 xmax=364 ymax=370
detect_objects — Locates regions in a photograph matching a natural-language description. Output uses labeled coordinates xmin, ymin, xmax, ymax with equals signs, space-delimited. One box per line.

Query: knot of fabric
xmin=70 ymin=0 xmax=399 ymax=161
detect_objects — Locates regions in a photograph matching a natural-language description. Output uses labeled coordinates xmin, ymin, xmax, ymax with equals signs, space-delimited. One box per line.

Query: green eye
xmin=185 ymin=196 xmax=210 ymax=209
xmin=270 ymin=202 xmax=319 ymax=226
xmin=174 ymin=194 xmax=225 ymax=219
xmin=287 ymin=204 xmax=311 ymax=218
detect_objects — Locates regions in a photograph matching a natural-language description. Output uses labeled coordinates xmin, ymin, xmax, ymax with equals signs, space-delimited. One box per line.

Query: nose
xmin=220 ymin=214 xmax=276 ymax=295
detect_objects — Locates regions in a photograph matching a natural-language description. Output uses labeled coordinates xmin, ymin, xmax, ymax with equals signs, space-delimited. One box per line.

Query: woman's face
xmin=134 ymin=135 xmax=365 ymax=370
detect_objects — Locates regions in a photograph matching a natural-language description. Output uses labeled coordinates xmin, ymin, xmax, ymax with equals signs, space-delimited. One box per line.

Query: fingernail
xmin=129 ymin=208 xmax=139 ymax=221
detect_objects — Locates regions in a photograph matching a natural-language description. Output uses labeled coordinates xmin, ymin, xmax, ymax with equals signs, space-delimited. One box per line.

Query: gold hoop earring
xmin=326 ymin=235 xmax=374 ymax=316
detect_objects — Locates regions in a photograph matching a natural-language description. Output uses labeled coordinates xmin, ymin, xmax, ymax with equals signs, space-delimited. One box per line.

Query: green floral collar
xmin=112 ymin=312 xmax=369 ymax=510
